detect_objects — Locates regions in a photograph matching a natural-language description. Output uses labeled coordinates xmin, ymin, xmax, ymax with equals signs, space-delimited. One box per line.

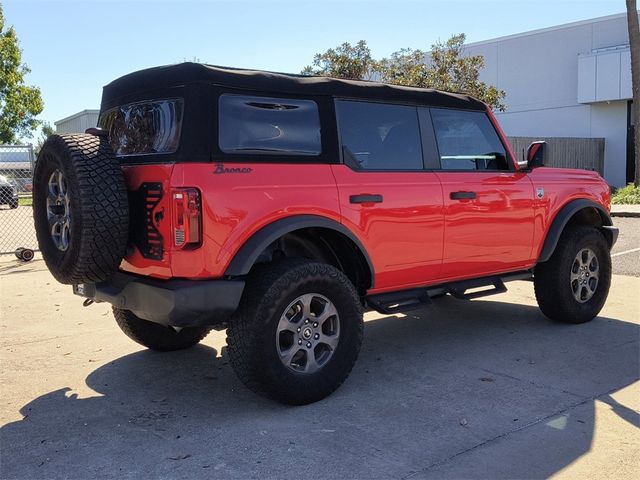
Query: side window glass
xmin=336 ymin=100 xmax=423 ymax=170
xmin=430 ymin=109 xmax=509 ymax=171
xmin=219 ymin=95 xmax=321 ymax=155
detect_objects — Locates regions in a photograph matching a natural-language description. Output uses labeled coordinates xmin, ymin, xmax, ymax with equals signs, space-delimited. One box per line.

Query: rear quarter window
xmin=99 ymin=99 xmax=183 ymax=156
xmin=218 ymin=94 xmax=321 ymax=156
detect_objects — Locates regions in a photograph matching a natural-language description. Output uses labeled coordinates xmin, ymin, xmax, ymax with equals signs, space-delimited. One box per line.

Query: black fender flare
xmin=224 ymin=215 xmax=375 ymax=288
xmin=537 ymin=199 xmax=614 ymax=263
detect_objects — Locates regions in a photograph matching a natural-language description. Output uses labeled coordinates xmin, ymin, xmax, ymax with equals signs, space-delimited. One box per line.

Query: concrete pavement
xmin=610 ymin=218 xmax=640 ymax=278
xmin=1 ymin=257 xmax=638 ymax=479
xmin=611 ymin=204 xmax=640 ymax=218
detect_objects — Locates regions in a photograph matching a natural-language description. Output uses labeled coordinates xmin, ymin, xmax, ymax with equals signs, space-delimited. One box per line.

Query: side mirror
xmin=525 ymin=141 xmax=546 ymax=169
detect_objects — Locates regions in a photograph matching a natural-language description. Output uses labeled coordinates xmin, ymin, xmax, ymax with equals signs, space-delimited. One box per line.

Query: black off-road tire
xmin=534 ymin=226 xmax=611 ymax=324
xmin=227 ymin=260 xmax=364 ymax=405
xmin=33 ymin=134 xmax=129 ymax=284
xmin=113 ymin=308 xmax=212 ymax=351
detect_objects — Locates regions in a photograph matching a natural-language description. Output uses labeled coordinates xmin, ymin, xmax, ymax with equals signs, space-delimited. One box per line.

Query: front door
xmin=428 ymin=108 xmax=535 ymax=280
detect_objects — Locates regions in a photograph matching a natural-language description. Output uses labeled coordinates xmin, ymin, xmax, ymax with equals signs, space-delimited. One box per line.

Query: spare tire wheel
xmin=33 ymin=133 xmax=129 ymax=284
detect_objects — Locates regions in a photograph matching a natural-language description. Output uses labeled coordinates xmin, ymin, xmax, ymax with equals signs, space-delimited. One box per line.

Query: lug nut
xmin=314 ymin=333 xmax=320 ymax=340
xmin=298 ymin=339 xmax=302 ymax=345
xmin=297 ymin=327 xmax=301 ymax=332
xmin=313 ymin=322 xmax=318 ymax=328
xmin=305 ymin=319 xmax=309 ymax=324
xmin=306 ymin=342 xmax=312 ymax=348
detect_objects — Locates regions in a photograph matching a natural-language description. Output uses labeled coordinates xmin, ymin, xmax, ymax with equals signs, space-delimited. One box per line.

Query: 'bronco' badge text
xmin=214 ymin=164 xmax=253 ymax=174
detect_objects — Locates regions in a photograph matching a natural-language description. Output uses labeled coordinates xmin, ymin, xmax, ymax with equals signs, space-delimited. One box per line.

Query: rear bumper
xmin=74 ymin=272 xmax=245 ymax=327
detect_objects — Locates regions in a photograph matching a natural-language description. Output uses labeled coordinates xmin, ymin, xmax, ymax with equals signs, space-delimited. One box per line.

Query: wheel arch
xmin=537 ymin=199 xmax=615 ymax=263
xmin=224 ymin=215 xmax=375 ymax=291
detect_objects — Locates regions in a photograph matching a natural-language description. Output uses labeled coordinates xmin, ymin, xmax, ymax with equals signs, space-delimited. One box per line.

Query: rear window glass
xmin=430 ymin=109 xmax=508 ymax=170
xmin=218 ymin=94 xmax=321 ymax=155
xmin=99 ymin=99 xmax=183 ymax=156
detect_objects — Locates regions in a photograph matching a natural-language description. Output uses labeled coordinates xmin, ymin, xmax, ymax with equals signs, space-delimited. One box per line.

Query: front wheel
xmin=534 ymin=226 xmax=612 ymax=324
xmin=227 ymin=260 xmax=364 ymax=405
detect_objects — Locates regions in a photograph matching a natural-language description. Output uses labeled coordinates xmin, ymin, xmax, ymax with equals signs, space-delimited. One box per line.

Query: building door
xmin=627 ymin=100 xmax=636 ymax=184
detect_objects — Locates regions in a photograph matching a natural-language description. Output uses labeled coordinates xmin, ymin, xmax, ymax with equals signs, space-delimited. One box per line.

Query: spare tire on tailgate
xmin=33 ymin=133 xmax=129 ymax=284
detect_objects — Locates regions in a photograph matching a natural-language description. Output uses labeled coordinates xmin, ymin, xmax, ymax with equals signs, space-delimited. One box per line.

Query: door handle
xmin=350 ymin=194 xmax=383 ymax=204
xmin=450 ymin=191 xmax=476 ymax=200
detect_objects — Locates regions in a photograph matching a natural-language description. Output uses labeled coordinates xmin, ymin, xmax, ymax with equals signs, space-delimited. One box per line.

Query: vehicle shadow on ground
xmin=1 ymin=297 xmax=639 ymax=479
xmin=0 ymin=257 xmax=46 ymax=275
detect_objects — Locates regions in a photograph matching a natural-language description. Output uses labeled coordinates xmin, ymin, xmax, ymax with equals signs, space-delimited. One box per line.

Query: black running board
xmin=366 ymin=271 xmax=533 ymax=315
xmin=366 ymin=288 xmax=433 ymax=315
xmin=446 ymin=278 xmax=507 ymax=300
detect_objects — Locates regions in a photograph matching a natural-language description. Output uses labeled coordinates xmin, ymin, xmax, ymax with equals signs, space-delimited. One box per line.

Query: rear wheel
xmin=113 ymin=308 xmax=212 ymax=351
xmin=227 ymin=260 xmax=363 ymax=405
xmin=534 ymin=226 xmax=611 ymax=324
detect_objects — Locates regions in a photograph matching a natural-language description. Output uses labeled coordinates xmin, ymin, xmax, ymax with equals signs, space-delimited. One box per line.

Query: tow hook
xmin=82 ymin=298 xmax=94 ymax=307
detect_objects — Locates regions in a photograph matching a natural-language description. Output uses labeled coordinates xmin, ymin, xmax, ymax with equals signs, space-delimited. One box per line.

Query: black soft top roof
xmin=101 ymin=62 xmax=487 ymax=111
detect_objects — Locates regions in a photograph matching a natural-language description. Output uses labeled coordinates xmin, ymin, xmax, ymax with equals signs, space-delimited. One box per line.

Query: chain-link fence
xmin=0 ymin=145 xmax=37 ymax=255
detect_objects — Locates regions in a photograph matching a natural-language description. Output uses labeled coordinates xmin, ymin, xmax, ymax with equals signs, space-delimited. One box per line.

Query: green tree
xmin=302 ymin=35 xmax=506 ymax=111
xmin=377 ymin=34 xmax=506 ymax=111
xmin=302 ymin=40 xmax=375 ymax=80
xmin=375 ymin=48 xmax=431 ymax=89
xmin=0 ymin=4 xmax=43 ymax=144
xmin=35 ymin=121 xmax=55 ymax=155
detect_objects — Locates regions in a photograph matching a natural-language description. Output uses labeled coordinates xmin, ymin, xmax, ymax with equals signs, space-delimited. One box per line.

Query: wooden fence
xmin=507 ymin=137 xmax=605 ymax=175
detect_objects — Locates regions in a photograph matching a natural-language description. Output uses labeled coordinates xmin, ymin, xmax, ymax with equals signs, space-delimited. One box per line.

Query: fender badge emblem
xmin=214 ymin=163 xmax=253 ymax=174
xmin=536 ymin=187 xmax=544 ymax=199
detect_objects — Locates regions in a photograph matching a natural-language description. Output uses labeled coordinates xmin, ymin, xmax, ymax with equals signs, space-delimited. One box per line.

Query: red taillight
xmin=172 ymin=188 xmax=201 ymax=248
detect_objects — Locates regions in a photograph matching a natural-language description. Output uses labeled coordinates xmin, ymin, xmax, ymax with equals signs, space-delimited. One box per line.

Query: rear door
xmin=428 ymin=107 xmax=535 ymax=280
xmin=331 ymin=100 xmax=444 ymax=292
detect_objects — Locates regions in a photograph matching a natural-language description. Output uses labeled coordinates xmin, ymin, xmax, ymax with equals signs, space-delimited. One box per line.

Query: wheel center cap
xmin=302 ymin=327 xmax=313 ymax=340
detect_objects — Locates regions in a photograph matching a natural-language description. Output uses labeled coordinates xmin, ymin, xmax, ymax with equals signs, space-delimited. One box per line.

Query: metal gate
xmin=0 ymin=145 xmax=37 ymax=255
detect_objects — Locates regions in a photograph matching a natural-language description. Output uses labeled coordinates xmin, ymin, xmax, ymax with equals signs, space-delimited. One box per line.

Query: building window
xmin=218 ymin=95 xmax=321 ymax=155
xmin=430 ymin=108 xmax=508 ymax=171
xmin=336 ymin=100 xmax=423 ymax=170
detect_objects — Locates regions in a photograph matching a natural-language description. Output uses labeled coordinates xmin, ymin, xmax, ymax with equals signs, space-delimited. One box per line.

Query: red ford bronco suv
xmin=34 ymin=63 xmax=618 ymax=405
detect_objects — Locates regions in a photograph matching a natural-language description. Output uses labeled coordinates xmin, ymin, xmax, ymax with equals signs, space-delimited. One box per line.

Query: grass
xmin=611 ymin=184 xmax=640 ymax=205
xmin=18 ymin=196 xmax=32 ymax=207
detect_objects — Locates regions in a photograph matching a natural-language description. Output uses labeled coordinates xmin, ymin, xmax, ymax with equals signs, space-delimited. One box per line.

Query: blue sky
xmin=2 ymin=0 xmax=626 ymax=136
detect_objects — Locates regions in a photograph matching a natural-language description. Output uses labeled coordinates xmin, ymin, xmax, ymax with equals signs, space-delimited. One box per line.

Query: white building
xmin=466 ymin=12 xmax=636 ymax=187
xmin=55 ymin=109 xmax=99 ymax=134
